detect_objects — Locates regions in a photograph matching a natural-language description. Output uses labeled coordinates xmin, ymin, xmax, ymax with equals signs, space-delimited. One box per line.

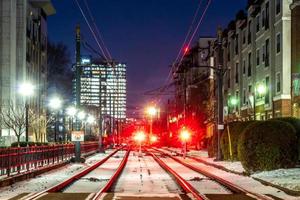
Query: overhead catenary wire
xmin=83 ymin=0 xmax=112 ymax=60
xmin=150 ymin=0 xmax=212 ymax=104
xmin=74 ymin=0 xmax=108 ymax=61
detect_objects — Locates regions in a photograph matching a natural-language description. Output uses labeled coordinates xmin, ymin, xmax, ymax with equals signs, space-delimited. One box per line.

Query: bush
xmin=270 ymin=117 xmax=300 ymax=161
xmin=238 ymin=121 xmax=298 ymax=173
xmin=11 ymin=142 xmax=49 ymax=147
xmin=221 ymin=121 xmax=256 ymax=161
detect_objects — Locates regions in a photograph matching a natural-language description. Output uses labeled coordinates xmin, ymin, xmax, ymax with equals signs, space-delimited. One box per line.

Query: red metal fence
xmin=0 ymin=142 xmax=98 ymax=177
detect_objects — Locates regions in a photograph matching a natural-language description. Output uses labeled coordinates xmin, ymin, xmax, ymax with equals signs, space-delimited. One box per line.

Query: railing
xmin=0 ymin=142 xmax=98 ymax=177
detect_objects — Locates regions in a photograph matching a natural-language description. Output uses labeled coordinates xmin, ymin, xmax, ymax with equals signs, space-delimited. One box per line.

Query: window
xmin=265 ymin=2 xmax=270 ymax=29
xmin=256 ymin=15 xmax=260 ymax=32
xmin=256 ymin=49 xmax=260 ymax=66
xmin=248 ymin=53 xmax=252 ymax=77
xmin=243 ymin=60 xmax=246 ymax=75
xmin=265 ymin=39 xmax=270 ymax=67
xmin=262 ymin=44 xmax=265 ymax=62
xmin=243 ymin=30 xmax=246 ymax=44
xmin=276 ymin=33 xmax=281 ymax=53
xmin=276 ymin=0 xmax=281 ymax=15
xmin=227 ymin=69 xmax=231 ymax=88
xmin=265 ymin=76 xmax=270 ymax=104
xmin=235 ymin=90 xmax=239 ymax=109
xmin=235 ymin=63 xmax=239 ymax=83
xmin=227 ymin=43 xmax=231 ymax=61
xmin=262 ymin=9 xmax=265 ymax=28
xmin=243 ymin=88 xmax=246 ymax=105
xmin=276 ymin=73 xmax=281 ymax=93
xmin=248 ymin=21 xmax=252 ymax=44
xmin=235 ymin=34 xmax=239 ymax=55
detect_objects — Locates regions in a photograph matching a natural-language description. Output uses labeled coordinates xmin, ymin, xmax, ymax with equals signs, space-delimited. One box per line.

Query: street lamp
xmin=180 ymin=128 xmax=191 ymax=159
xmin=146 ymin=106 xmax=158 ymax=144
xmin=251 ymin=83 xmax=266 ymax=120
xmin=18 ymin=82 xmax=35 ymax=143
xmin=49 ymin=96 xmax=62 ymax=142
xmin=133 ymin=131 xmax=146 ymax=157
xmin=66 ymin=106 xmax=77 ymax=141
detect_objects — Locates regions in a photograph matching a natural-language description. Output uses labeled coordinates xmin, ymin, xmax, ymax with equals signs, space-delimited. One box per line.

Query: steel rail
xmin=146 ymin=149 xmax=208 ymax=200
xmin=91 ymin=149 xmax=130 ymax=200
xmin=154 ymin=148 xmax=273 ymax=200
xmin=23 ymin=148 xmax=122 ymax=200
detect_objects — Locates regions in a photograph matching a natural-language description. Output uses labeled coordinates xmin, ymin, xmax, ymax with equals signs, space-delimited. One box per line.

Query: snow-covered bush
xmin=238 ymin=121 xmax=298 ymax=173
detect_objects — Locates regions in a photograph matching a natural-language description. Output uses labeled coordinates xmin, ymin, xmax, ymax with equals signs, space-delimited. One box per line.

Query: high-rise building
xmin=0 ymin=0 xmax=55 ymax=144
xmin=74 ymin=58 xmax=127 ymax=120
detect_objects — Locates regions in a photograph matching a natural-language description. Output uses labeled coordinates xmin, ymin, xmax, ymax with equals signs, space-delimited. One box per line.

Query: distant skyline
xmin=48 ymin=0 xmax=247 ymax=116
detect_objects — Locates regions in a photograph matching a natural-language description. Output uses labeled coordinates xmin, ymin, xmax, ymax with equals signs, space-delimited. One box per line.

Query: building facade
xmin=73 ymin=58 xmax=127 ymax=137
xmin=220 ymin=0 xmax=300 ymax=121
xmin=0 ymin=0 xmax=55 ymax=144
xmin=172 ymin=37 xmax=215 ymax=148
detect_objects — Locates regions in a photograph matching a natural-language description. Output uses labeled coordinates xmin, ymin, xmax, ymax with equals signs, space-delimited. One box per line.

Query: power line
xmin=83 ymin=0 xmax=112 ymax=60
xmin=74 ymin=0 xmax=108 ymax=61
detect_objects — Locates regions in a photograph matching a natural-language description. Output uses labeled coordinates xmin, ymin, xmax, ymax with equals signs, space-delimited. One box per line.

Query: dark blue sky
xmin=48 ymin=0 xmax=247 ymax=113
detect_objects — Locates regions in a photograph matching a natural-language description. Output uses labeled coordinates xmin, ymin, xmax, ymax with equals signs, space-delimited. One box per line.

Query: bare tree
xmin=0 ymin=104 xmax=26 ymax=146
xmin=31 ymin=113 xmax=53 ymax=143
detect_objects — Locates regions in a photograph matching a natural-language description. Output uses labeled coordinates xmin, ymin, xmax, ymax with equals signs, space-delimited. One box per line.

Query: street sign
xmin=217 ymin=124 xmax=224 ymax=130
xmin=71 ymin=131 xmax=84 ymax=142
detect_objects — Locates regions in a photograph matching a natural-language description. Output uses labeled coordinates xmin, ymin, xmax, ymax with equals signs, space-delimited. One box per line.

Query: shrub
xmin=221 ymin=121 xmax=256 ymax=161
xmin=11 ymin=142 xmax=49 ymax=147
xmin=270 ymin=117 xmax=300 ymax=161
xmin=238 ymin=121 xmax=298 ymax=173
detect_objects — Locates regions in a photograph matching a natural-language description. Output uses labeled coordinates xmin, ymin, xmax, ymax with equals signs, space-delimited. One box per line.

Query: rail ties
xmin=145 ymin=149 xmax=208 ymax=200
xmin=154 ymin=148 xmax=273 ymax=200
xmin=23 ymin=147 xmax=124 ymax=200
xmin=90 ymin=149 xmax=130 ymax=200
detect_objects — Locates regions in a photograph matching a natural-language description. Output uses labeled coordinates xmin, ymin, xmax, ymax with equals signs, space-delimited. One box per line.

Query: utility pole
xmin=216 ymin=28 xmax=224 ymax=161
xmin=75 ymin=24 xmax=81 ymax=162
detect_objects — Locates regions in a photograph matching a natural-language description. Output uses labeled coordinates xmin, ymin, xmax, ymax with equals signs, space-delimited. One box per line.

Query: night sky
xmin=48 ymin=0 xmax=247 ymax=116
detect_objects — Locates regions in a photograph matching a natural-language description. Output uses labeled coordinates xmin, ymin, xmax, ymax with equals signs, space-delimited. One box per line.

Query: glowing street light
xmin=229 ymin=96 xmax=238 ymax=107
xmin=146 ymin=105 xmax=158 ymax=144
xmin=257 ymin=84 xmax=266 ymax=95
xmin=180 ymin=128 xmax=191 ymax=159
xmin=49 ymin=96 xmax=62 ymax=110
xmin=150 ymin=135 xmax=158 ymax=143
xmin=18 ymin=82 xmax=35 ymax=97
xmin=87 ymin=115 xmax=96 ymax=124
xmin=133 ymin=131 xmax=146 ymax=157
xmin=66 ymin=106 xmax=77 ymax=117
xmin=77 ymin=111 xmax=86 ymax=120
xmin=18 ymin=82 xmax=35 ymax=143
xmin=146 ymin=106 xmax=158 ymax=117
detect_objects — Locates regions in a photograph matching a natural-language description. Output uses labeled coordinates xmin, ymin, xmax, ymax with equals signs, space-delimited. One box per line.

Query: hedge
xmin=269 ymin=117 xmax=300 ymax=161
xmin=221 ymin=121 xmax=256 ymax=161
xmin=238 ymin=121 xmax=298 ymax=173
xmin=11 ymin=142 xmax=49 ymax=147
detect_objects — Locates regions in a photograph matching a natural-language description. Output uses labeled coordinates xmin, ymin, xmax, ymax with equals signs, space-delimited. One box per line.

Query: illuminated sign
xmin=71 ymin=131 xmax=84 ymax=141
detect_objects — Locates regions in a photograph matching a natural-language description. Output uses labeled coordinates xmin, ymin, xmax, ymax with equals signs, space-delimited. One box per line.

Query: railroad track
xmin=148 ymin=148 xmax=274 ymax=200
xmin=20 ymin=147 xmax=130 ymax=200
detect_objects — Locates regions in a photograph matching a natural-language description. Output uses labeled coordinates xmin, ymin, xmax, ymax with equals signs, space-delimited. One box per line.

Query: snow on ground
xmin=0 ymin=151 xmax=112 ymax=200
xmin=252 ymin=168 xmax=300 ymax=192
xmin=159 ymin=155 xmax=232 ymax=195
xmin=164 ymin=149 xmax=300 ymax=200
xmin=113 ymin=151 xmax=181 ymax=194
xmin=63 ymin=150 xmax=125 ymax=193
xmin=174 ymin=153 xmax=299 ymax=199
xmin=166 ymin=147 xmax=300 ymax=194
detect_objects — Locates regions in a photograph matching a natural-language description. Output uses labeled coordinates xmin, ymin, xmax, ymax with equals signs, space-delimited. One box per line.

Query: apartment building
xmin=221 ymin=0 xmax=300 ymax=121
xmin=0 ymin=0 xmax=55 ymax=143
